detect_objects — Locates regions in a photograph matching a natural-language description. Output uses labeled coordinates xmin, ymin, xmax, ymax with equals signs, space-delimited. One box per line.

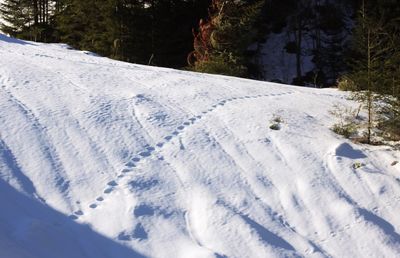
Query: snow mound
xmin=0 ymin=36 xmax=399 ymax=258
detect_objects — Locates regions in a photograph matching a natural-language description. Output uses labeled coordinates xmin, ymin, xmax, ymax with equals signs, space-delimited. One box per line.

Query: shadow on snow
xmin=0 ymin=179 xmax=146 ymax=258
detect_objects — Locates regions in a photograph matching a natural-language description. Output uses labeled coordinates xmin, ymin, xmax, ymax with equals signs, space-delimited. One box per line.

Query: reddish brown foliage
xmin=188 ymin=0 xmax=223 ymax=66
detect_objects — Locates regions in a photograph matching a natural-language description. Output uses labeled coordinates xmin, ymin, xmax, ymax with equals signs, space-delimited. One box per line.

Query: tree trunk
xmin=38 ymin=0 xmax=42 ymax=23
xmin=33 ymin=0 xmax=39 ymax=25
xmin=367 ymin=28 xmax=372 ymax=144
xmin=45 ymin=0 xmax=49 ymax=24
xmin=296 ymin=16 xmax=302 ymax=79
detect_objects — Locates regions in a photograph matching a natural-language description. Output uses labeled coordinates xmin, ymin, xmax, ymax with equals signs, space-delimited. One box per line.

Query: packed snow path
xmin=1 ymin=34 xmax=400 ymax=258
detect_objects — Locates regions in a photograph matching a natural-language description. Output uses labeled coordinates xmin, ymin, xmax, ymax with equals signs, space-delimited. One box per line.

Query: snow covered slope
xmin=0 ymin=34 xmax=399 ymax=258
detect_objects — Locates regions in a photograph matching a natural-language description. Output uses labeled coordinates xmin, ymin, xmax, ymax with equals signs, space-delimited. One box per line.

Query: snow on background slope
xmin=0 ymin=34 xmax=399 ymax=258
xmin=258 ymin=31 xmax=314 ymax=84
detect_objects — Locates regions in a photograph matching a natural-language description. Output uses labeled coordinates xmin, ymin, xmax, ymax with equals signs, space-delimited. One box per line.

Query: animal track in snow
xmin=75 ymin=210 xmax=84 ymax=216
xmin=107 ymin=180 xmax=118 ymax=187
xmin=134 ymin=204 xmax=155 ymax=217
xmin=131 ymin=157 xmax=141 ymax=162
xmin=70 ymin=91 xmax=294 ymax=218
xmin=104 ymin=188 xmax=114 ymax=194
xmin=139 ymin=151 xmax=151 ymax=157
xmin=118 ymin=223 xmax=148 ymax=241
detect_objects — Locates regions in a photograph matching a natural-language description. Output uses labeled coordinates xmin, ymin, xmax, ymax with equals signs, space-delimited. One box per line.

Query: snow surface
xmin=258 ymin=31 xmax=314 ymax=84
xmin=0 ymin=34 xmax=400 ymax=258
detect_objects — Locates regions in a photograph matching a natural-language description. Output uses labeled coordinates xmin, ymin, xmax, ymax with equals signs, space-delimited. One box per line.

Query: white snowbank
xmin=0 ymin=34 xmax=399 ymax=258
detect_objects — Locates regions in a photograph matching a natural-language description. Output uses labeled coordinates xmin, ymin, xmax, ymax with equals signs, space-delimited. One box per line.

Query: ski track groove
xmin=70 ymin=91 xmax=294 ymax=218
xmin=0 ymin=85 xmax=73 ymax=207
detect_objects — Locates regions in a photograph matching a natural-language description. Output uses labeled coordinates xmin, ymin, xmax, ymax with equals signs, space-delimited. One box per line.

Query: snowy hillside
xmin=0 ymin=34 xmax=399 ymax=258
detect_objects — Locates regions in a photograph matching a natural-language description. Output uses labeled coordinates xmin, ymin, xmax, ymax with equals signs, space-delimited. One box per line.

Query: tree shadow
xmin=0 ymin=139 xmax=37 ymax=196
xmin=335 ymin=143 xmax=367 ymax=159
xmin=0 ymin=34 xmax=34 ymax=45
xmin=240 ymin=214 xmax=296 ymax=251
xmin=357 ymin=208 xmax=400 ymax=244
xmin=0 ymin=179 xmax=146 ymax=258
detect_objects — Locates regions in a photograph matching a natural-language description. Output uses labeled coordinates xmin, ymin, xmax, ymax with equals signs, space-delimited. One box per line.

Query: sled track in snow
xmin=69 ymin=91 xmax=295 ymax=219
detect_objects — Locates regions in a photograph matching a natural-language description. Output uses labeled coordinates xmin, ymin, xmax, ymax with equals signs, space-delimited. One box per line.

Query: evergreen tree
xmin=376 ymin=2 xmax=400 ymax=140
xmin=287 ymin=0 xmax=313 ymax=85
xmin=148 ymin=0 xmax=210 ymax=68
xmin=0 ymin=0 xmax=32 ymax=37
xmin=55 ymin=0 xmax=209 ymax=67
xmin=56 ymin=0 xmax=117 ymax=56
xmin=189 ymin=0 xmax=263 ymax=77
xmin=347 ymin=0 xmax=400 ymax=143
xmin=0 ymin=0 xmax=59 ymax=42
xmin=314 ymin=2 xmax=349 ymax=86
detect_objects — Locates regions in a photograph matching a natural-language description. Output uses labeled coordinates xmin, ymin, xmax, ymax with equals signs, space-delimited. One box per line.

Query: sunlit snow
xmin=0 ymin=34 xmax=399 ymax=258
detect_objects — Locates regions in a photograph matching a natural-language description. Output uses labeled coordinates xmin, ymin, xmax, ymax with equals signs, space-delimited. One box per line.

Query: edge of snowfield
xmin=0 ymin=34 xmax=399 ymax=258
